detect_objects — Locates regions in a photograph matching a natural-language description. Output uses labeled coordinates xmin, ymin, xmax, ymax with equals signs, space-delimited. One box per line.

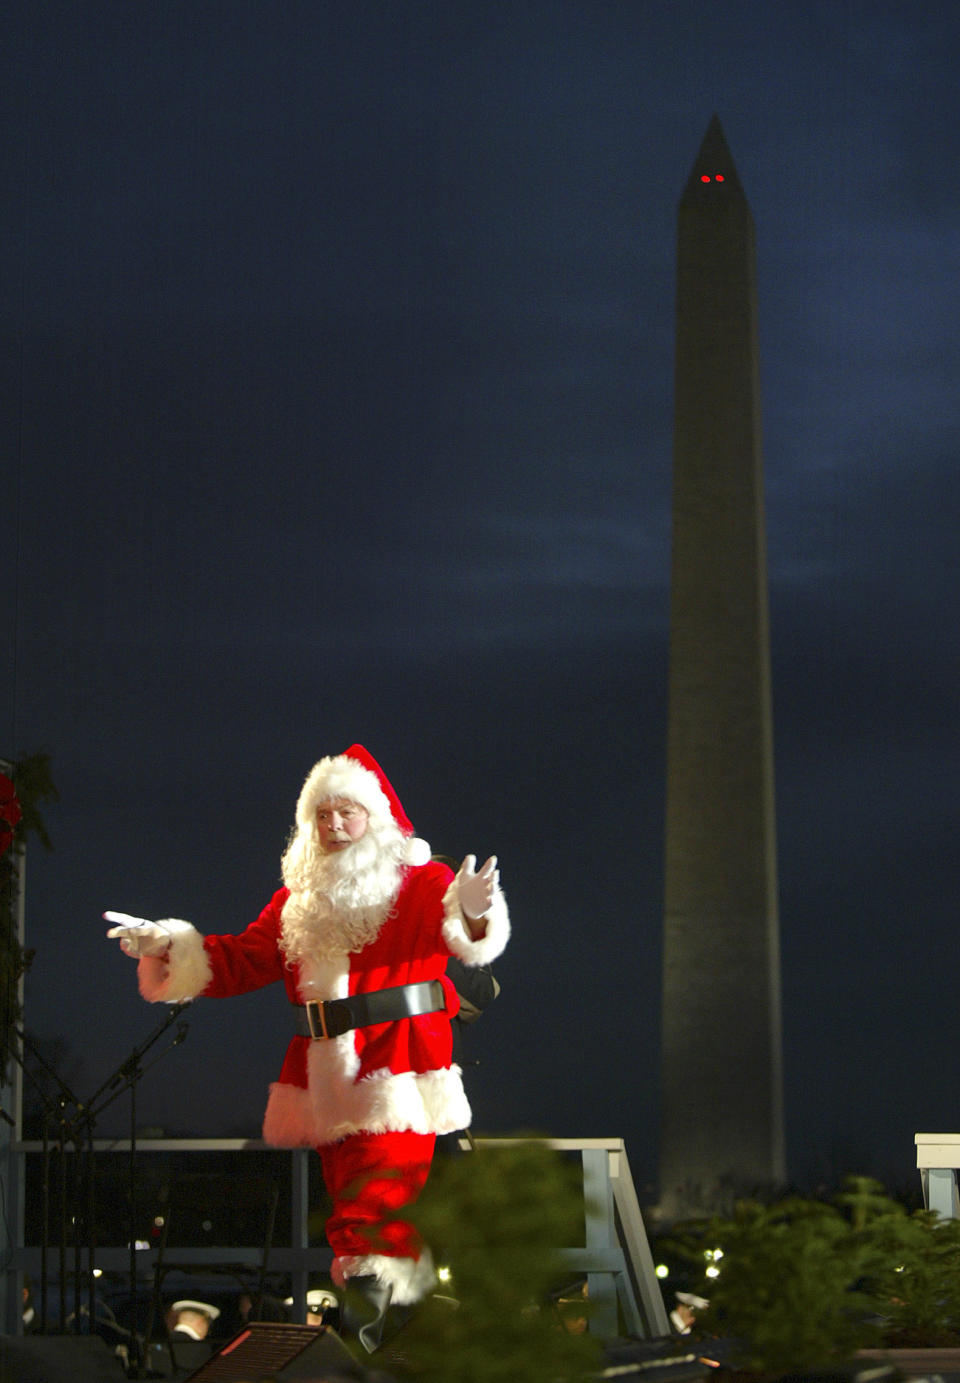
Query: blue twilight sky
xmin=3 ymin=0 xmax=959 ymax=1199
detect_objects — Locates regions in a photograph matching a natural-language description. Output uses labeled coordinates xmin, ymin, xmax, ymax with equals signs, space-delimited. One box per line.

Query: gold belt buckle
xmin=305 ymin=999 xmax=329 ymax=1040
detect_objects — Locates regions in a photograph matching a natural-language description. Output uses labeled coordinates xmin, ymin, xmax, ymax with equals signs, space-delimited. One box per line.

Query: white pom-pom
xmin=405 ymin=837 xmax=431 ymax=866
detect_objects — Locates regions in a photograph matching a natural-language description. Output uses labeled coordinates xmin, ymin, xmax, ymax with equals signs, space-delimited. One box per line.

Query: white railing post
xmin=916 ymin=1134 xmax=960 ymax=1219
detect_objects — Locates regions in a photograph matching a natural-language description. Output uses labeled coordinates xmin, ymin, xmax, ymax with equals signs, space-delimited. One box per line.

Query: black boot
xmin=341 ymin=1275 xmax=394 ymax=1354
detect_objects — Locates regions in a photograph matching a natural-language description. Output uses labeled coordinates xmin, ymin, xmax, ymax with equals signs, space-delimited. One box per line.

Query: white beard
xmin=280 ymin=818 xmax=406 ymax=963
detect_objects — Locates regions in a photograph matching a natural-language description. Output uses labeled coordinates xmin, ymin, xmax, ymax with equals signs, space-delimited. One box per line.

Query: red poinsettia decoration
xmin=0 ymin=771 xmax=22 ymax=857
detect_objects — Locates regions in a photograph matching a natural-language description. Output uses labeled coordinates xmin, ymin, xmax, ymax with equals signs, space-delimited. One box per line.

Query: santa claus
xmin=106 ymin=744 xmax=509 ymax=1351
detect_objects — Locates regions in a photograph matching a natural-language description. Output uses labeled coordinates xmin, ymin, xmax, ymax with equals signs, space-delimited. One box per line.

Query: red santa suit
xmin=133 ymin=745 xmax=509 ymax=1309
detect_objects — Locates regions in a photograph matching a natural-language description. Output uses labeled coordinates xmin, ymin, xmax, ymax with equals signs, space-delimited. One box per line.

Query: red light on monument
xmin=715 ymin=173 xmax=725 ymax=182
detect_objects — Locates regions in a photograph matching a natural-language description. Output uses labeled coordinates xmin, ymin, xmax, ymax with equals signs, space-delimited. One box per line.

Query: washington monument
xmin=659 ymin=118 xmax=785 ymax=1218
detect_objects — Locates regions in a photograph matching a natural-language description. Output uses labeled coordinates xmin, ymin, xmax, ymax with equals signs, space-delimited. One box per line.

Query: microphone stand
xmin=80 ymin=1002 xmax=190 ymax=1375
xmin=13 ymin=1027 xmax=86 ymax=1334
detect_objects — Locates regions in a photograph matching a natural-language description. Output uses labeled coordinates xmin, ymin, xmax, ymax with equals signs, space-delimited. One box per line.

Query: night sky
xmin=4 ymin=1 xmax=960 ymax=1202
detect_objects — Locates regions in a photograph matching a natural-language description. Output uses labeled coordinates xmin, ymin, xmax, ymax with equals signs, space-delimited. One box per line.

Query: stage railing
xmin=10 ymin=1138 xmax=329 ymax=1333
xmin=9 ymin=1134 xmax=668 ymax=1340
xmin=462 ymin=1137 xmax=669 ymax=1338
xmin=916 ymin=1132 xmax=960 ymax=1219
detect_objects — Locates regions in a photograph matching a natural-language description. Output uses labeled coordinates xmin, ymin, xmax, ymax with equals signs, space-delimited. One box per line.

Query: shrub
xmin=385 ymin=1140 xmax=604 ymax=1383
xmin=664 ymin=1177 xmax=960 ymax=1375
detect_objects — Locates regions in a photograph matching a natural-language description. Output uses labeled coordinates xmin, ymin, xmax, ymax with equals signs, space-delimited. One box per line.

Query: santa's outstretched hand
xmin=456 ymin=854 xmax=499 ymax=936
xmin=105 ymin=911 xmax=172 ymax=958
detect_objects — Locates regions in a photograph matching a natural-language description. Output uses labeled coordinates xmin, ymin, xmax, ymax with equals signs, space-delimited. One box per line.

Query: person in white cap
xmin=106 ymin=744 xmax=509 ymax=1352
xmin=283 ymin=1288 xmax=338 ymax=1327
xmin=670 ymin=1291 xmax=709 ymax=1334
xmin=169 ymin=1299 xmax=220 ymax=1341
xmin=306 ymin=1288 xmax=338 ymax=1327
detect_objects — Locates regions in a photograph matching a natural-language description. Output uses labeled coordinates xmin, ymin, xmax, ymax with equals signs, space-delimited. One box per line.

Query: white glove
xmin=104 ymin=911 xmax=173 ymax=958
xmin=456 ymin=854 xmax=499 ymax=920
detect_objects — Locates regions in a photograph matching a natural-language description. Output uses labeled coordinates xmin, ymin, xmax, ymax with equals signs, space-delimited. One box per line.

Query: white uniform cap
xmin=675 ymin=1292 xmax=709 ymax=1310
xmin=283 ymin=1289 xmax=337 ymax=1311
xmin=171 ymin=1299 xmax=221 ymax=1321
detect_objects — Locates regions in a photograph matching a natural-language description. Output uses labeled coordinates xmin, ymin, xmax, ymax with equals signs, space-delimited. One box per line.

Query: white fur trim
xmin=136 ymin=919 xmax=212 ymax=1003
xmin=261 ymin=1065 xmax=472 ymax=1147
xmin=296 ymin=755 xmax=391 ymax=828
xmin=441 ymin=878 xmax=510 ymax=966
xmin=294 ymin=955 xmax=361 ymax=1085
xmin=297 ymin=953 xmax=353 ymax=1003
xmin=338 ymin=1248 xmax=437 ymax=1305
xmin=262 ymin=1084 xmax=318 ymax=1148
xmin=404 ymin=837 xmax=431 ymax=866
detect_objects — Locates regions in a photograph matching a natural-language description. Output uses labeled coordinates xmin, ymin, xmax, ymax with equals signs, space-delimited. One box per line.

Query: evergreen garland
xmin=0 ymin=752 xmax=58 ymax=1082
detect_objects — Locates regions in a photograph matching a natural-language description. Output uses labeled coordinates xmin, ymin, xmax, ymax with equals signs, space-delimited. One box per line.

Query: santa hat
xmin=295 ymin=744 xmax=431 ymax=866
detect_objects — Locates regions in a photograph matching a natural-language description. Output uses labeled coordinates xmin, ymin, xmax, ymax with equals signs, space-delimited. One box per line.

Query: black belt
xmin=293 ymin=980 xmax=445 ymax=1040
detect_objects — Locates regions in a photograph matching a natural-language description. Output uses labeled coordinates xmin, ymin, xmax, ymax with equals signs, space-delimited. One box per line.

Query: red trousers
xmin=318 ymin=1129 xmax=436 ymax=1267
